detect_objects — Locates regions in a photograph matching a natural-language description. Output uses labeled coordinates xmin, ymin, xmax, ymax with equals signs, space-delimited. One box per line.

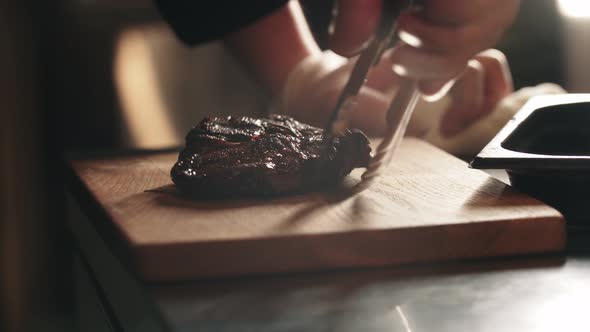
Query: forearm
xmin=223 ymin=1 xmax=321 ymax=95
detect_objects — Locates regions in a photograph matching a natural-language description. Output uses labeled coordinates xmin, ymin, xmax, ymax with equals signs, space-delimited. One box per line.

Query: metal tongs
xmin=324 ymin=0 xmax=422 ymax=190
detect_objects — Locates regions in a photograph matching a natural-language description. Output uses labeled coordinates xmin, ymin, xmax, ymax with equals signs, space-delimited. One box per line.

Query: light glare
xmin=557 ymin=0 xmax=590 ymax=18
xmin=399 ymin=30 xmax=423 ymax=48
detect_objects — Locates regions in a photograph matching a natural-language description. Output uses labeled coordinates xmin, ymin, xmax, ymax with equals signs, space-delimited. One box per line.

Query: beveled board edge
xmin=135 ymin=214 xmax=565 ymax=281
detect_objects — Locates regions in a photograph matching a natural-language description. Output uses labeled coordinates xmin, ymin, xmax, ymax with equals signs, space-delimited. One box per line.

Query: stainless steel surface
xmin=153 ymin=256 xmax=590 ymax=332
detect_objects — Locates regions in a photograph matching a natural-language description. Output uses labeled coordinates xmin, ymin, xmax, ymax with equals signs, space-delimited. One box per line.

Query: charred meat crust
xmin=171 ymin=115 xmax=371 ymax=198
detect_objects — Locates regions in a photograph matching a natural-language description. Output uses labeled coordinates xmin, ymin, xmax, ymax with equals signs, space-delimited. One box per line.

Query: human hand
xmin=414 ymin=51 xmax=567 ymax=156
xmin=329 ymin=0 xmax=520 ymax=98
xmin=270 ymin=50 xmax=400 ymax=136
xmin=421 ymin=81 xmax=567 ymax=156
xmin=272 ymin=49 xmax=539 ymax=156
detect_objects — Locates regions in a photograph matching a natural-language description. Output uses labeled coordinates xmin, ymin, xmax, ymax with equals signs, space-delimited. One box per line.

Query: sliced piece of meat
xmin=171 ymin=114 xmax=371 ymax=198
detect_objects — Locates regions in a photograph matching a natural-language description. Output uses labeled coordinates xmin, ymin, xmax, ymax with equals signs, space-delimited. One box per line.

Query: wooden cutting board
xmin=69 ymin=138 xmax=565 ymax=281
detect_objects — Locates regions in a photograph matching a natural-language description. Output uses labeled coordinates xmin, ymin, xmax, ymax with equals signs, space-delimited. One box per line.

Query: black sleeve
xmin=153 ymin=1 xmax=289 ymax=46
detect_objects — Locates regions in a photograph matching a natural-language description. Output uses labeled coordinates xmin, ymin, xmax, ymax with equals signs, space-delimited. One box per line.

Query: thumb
xmin=441 ymin=49 xmax=513 ymax=137
xmin=329 ymin=0 xmax=382 ymax=56
xmin=441 ymin=59 xmax=485 ymax=137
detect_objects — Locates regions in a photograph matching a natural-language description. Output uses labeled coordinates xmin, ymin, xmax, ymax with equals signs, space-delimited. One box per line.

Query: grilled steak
xmin=171 ymin=115 xmax=371 ymax=198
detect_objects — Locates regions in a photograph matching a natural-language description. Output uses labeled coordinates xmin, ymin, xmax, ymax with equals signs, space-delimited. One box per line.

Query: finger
xmin=329 ymin=0 xmax=382 ymax=56
xmin=346 ymin=86 xmax=430 ymax=137
xmin=474 ymin=49 xmax=514 ymax=107
xmin=364 ymin=48 xmax=457 ymax=99
xmin=286 ymin=80 xmax=390 ymax=136
xmin=397 ymin=11 xmax=504 ymax=56
xmin=364 ymin=49 xmax=400 ymax=92
xmin=441 ymin=59 xmax=485 ymax=137
xmin=388 ymin=43 xmax=466 ymax=80
xmin=440 ymin=49 xmax=513 ymax=137
xmin=343 ymin=86 xmax=389 ymax=136
xmin=419 ymin=78 xmax=456 ymax=101
xmin=420 ymin=0 xmax=516 ymax=26
xmin=420 ymin=50 xmax=512 ymax=107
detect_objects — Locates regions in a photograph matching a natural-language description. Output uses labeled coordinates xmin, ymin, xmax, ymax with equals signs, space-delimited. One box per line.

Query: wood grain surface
xmin=69 ymin=138 xmax=565 ymax=281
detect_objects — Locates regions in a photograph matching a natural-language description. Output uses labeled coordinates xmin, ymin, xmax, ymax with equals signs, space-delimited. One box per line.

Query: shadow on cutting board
xmin=146 ymin=181 xmax=364 ymax=232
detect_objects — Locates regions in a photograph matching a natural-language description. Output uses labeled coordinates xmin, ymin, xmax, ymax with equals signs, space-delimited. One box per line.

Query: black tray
xmin=470 ymin=94 xmax=590 ymax=224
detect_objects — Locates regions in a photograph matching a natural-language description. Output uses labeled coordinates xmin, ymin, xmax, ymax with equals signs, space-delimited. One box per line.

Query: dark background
xmin=0 ymin=1 xmax=569 ymax=331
